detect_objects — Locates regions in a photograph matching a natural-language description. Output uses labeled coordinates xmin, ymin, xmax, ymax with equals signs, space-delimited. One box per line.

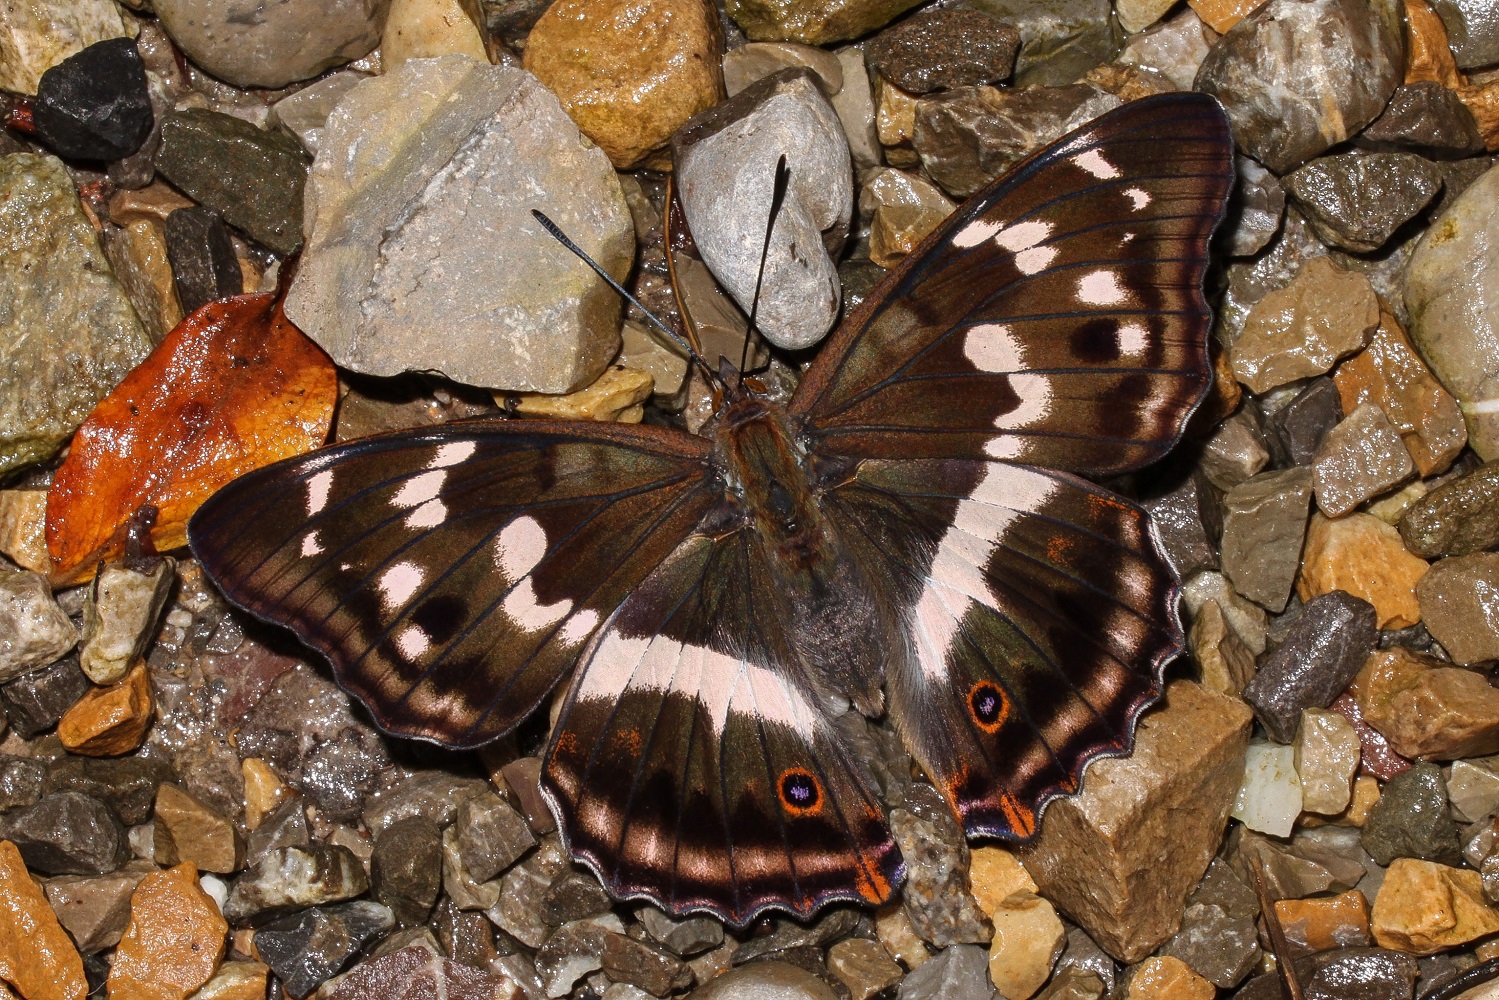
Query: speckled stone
xmin=1220 ymin=467 xmax=1313 ymax=613
xmin=0 ymin=0 xmax=128 ymax=95
xmin=1199 ymin=408 xmax=1271 ymax=492
xmin=888 ymin=783 xmax=989 ymax=947
xmin=1362 ymin=763 xmax=1461 ymax=866
xmin=1416 ymin=552 xmax=1499 ymax=664
xmin=0 ymin=571 xmax=77 ymax=683
xmin=1141 ymin=470 xmax=1221 ymax=582
xmin=6 ymin=792 xmax=128 ymax=876
xmin=1312 ymin=403 xmax=1416 ymax=517
xmin=1243 ymin=591 xmax=1377 ymax=744
xmin=864 ymin=9 xmax=1019 ymax=94
xmin=1399 ymin=459 xmax=1499 ymax=556
xmin=1284 ymin=151 xmax=1442 ymax=254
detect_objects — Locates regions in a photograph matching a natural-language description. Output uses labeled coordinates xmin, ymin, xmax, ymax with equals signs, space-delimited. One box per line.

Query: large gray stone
xmin=287 ymin=57 xmax=634 ymax=394
xmin=1194 ymin=0 xmax=1405 ymax=173
xmin=0 ymin=154 xmax=151 ymax=474
xmin=1430 ymin=0 xmax=1499 ymax=68
xmin=153 ymin=0 xmax=389 ymax=89
xmin=1405 ymin=162 xmax=1499 ymax=460
xmin=673 ymin=68 xmax=851 ymax=352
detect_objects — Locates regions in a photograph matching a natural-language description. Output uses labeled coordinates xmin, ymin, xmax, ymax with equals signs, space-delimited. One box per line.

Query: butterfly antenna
xmin=663 ymin=176 xmax=705 ymax=358
xmin=739 ymin=154 xmax=792 ymax=383
xmin=530 ymin=209 xmax=721 ymax=389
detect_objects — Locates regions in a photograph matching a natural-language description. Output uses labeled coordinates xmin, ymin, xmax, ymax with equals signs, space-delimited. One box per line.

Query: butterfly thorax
xmin=714 ymin=396 xmax=890 ymax=717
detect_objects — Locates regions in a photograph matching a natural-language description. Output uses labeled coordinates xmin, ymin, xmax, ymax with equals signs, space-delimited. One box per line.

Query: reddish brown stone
xmin=1331 ymin=693 xmax=1412 ymax=781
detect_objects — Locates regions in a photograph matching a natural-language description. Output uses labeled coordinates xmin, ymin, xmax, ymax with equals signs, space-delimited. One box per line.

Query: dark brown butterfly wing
xmin=542 ymin=523 xmax=902 ymax=926
xmin=189 ymin=420 xmax=717 ymax=748
xmin=796 ymin=94 xmax=1233 ymax=840
xmin=793 ymin=93 xmax=1233 ymax=475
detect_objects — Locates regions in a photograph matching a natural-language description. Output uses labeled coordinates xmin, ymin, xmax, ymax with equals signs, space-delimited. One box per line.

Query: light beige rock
xmin=618 ymin=322 xmax=690 ymax=408
xmin=1294 ymin=708 xmax=1359 ymax=816
xmin=504 ymin=365 xmax=654 ymax=423
xmin=1297 ymin=512 xmax=1428 ymax=629
xmin=826 ymin=938 xmax=903 ymax=1000
xmin=240 ymin=759 xmax=291 ymax=831
xmin=1447 ymin=758 xmax=1499 ymax=824
xmin=382 ymin=0 xmax=488 ymax=65
xmin=1116 ymin=0 xmax=1180 ymax=33
xmin=722 ymin=41 xmax=842 ymax=95
xmin=1231 ymin=739 xmax=1302 ymax=838
xmin=80 ymin=559 xmax=175 ymax=686
xmin=0 ymin=0 xmax=128 ymax=94
xmin=0 ymin=570 xmax=78 ymax=683
xmin=187 ymin=962 xmax=269 ymax=1000
xmin=103 ymin=220 xmax=183 ymax=345
xmin=833 ymin=45 xmax=882 ymax=177
xmin=968 ymin=845 xmax=1037 ymax=913
xmin=1189 ymin=599 xmax=1257 ymax=697
xmin=1372 ymin=857 xmax=1499 ymax=955
xmin=874 ymin=903 xmax=929 ymax=970
xmin=987 ymin=891 xmax=1065 ymax=1000
xmin=0 ymin=490 xmax=50 ymax=574
xmin=1312 ymin=403 xmax=1416 ymax=517
xmin=1126 ymin=955 xmax=1215 ymax=1000
xmin=1232 ymin=257 xmax=1379 ymax=394
xmin=1181 ymin=572 xmax=1268 ymax=656
xmin=724 ymin=0 xmax=924 ymax=44
xmin=1016 ymin=681 xmax=1254 ymax=963
xmin=874 ymin=74 xmax=920 ymax=167
xmin=862 ymin=168 xmax=954 ymax=268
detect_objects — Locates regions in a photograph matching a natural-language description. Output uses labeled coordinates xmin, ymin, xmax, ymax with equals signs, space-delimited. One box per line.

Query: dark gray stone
xmin=635 ymin=905 xmax=725 ymax=957
xmin=432 ymin=897 xmax=497 ymax=969
xmin=602 ymin=930 xmax=693 ymax=996
xmin=1141 ymin=470 xmax=1221 ymax=581
xmin=454 ymin=792 xmax=535 ymax=884
xmin=362 ymin=769 xmax=490 ymax=835
xmin=1054 ymin=924 xmax=1116 ymax=997
xmin=1430 ymin=0 xmax=1499 ymax=68
xmin=246 ymin=796 xmax=311 ymax=864
xmin=1362 ymin=762 xmax=1462 ymax=866
xmin=1242 ymin=591 xmax=1378 ymax=742
xmin=33 ymin=38 xmax=153 ymax=162
xmin=0 ymin=755 xmax=44 ymax=810
xmin=42 ymin=754 xmax=175 ymax=827
xmin=224 ymin=844 xmax=370 ymax=925
xmin=371 ymin=815 xmax=442 ymax=928
xmin=540 ymin=870 xmax=611 ymax=925
xmin=1358 ymin=82 xmax=1484 ymax=157
xmin=1284 ymin=151 xmax=1442 ymax=253
xmin=1223 ymin=156 xmax=1286 ymax=257
xmin=732 ymin=907 xmax=864 ymax=963
xmin=535 ymin=919 xmax=613 ymax=996
xmin=896 ymin=942 xmax=994 ymax=1000
xmin=154 ymin=108 xmax=309 ymax=255
xmin=4 ymin=791 xmax=128 ymax=875
xmin=255 ymin=900 xmax=396 ymax=999
xmin=1399 ymin=459 xmax=1499 ymax=557
xmin=0 ymin=656 xmax=90 ymax=739
xmin=1264 ymin=377 xmax=1343 ymax=467
xmin=865 ymin=10 xmax=1020 ymax=94
xmin=164 ymin=206 xmax=243 ymax=315
xmin=1194 ymin=0 xmax=1404 ymax=173
xmin=1235 ymin=947 xmax=1417 ymax=1000
xmin=1156 ymin=901 xmax=1259 ymax=988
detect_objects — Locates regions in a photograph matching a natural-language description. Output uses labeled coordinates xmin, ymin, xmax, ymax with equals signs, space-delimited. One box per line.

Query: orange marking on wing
xmin=615 ymin=727 xmax=644 ymax=755
xmin=1045 ymin=534 xmax=1076 ymax=566
xmin=999 ymin=792 xmax=1036 ymax=838
xmin=553 ymin=731 xmax=579 ymax=757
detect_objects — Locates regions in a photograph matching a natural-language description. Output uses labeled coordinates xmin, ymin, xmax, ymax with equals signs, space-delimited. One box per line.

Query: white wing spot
xmin=1124 ymin=187 xmax=1151 ymax=211
xmin=983 ymin=436 xmax=1027 ymax=460
xmin=953 ymin=218 xmax=1001 ymax=247
xmin=1117 ymin=321 xmax=1149 ymax=355
xmin=396 ymin=625 xmax=431 ymax=659
xmin=1078 ymin=269 xmax=1127 ymax=306
xmin=430 ymin=441 xmax=477 ymax=468
xmin=300 ymin=532 xmax=322 ymax=557
xmin=1014 ymin=245 xmax=1058 ymax=276
xmin=994 ymin=373 xmax=1053 ymax=429
xmin=502 ymin=579 xmax=571 ymax=632
xmin=378 ymin=561 xmax=425 ymax=612
xmin=559 ymin=608 xmax=600 ymax=646
xmin=1074 ymin=149 xmax=1120 ymax=179
xmin=306 ymin=470 xmax=334 ymax=516
xmin=496 ymin=516 xmax=548 ymax=580
xmin=393 ymin=470 xmax=444 ymax=509
xmin=405 ymin=499 xmax=446 ymax=529
xmin=964 ymin=323 xmax=1024 ymax=373
xmin=996 ymin=220 xmax=1051 ymax=253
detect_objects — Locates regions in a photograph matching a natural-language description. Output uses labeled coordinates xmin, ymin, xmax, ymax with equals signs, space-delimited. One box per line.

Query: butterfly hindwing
xmin=543 ymin=525 xmax=903 ymax=926
xmin=792 ymin=93 xmax=1234 ymax=475
xmin=189 ymin=420 xmax=717 ymax=748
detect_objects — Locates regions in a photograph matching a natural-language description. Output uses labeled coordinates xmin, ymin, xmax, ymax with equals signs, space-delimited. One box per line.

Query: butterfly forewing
xmin=792 ymin=93 xmax=1234 ymax=475
xmin=543 ymin=526 xmax=903 ymax=925
xmin=189 ymin=421 xmax=717 ymax=748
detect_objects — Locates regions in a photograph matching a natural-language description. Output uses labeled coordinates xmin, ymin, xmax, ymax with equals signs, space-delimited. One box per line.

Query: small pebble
xmin=0 ymin=490 xmax=51 ymax=574
xmin=895 ymin=943 xmax=991 ymax=1000
xmin=186 ymin=961 xmax=269 ymax=1000
xmin=1231 ymin=257 xmax=1379 ymax=395
xmin=1296 ymin=708 xmax=1361 ymax=816
xmin=1274 ymin=890 xmax=1373 ymax=954
xmin=7 ymin=791 xmax=129 ymax=876
xmin=1361 ymin=763 xmax=1461 ymax=867
xmin=107 ymin=863 xmax=228 ymax=1000
xmin=154 ymin=783 xmax=244 ymax=875
xmin=1283 ymin=150 xmax=1442 ymax=253
xmin=43 ymin=863 xmax=151 ymax=954
xmin=79 ymin=559 xmax=173 ymax=685
xmin=1372 ymin=858 xmax=1499 ymax=955
xmin=32 ymin=37 xmax=152 ymax=161
xmin=827 ymin=938 xmax=904 ymax=1000
xmin=1232 ymin=740 xmax=1303 ymax=838
xmin=1263 ymin=377 xmax=1343 ymax=468
xmin=56 ymin=660 xmax=155 ymax=756
xmin=1199 ymin=408 xmax=1271 ymax=492
xmin=253 ymin=901 xmax=395 ymax=998
xmin=863 ymin=9 xmax=1019 ymax=94
xmin=1125 ymin=956 xmax=1214 ymax=1000
xmin=0 ymin=571 xmax=78 ymax=682
xmin=1399 ymin=459 xmax=1499 ymax=556
xmin=163 ymin=207 xmax=242 ymax=316
xmin=1298 ymin=513 xmax=1429 ymax=629
xmin=1140 ymin=470 xmax=1221 ymax=583
xmin=506 ymin=365 xmax=655 ymax=423
xmin=1446 ymin=758 xmax=1499 ymax=824
xmin=382 ymin=0 xmax=489 ymax=66
xmin=860 ymin=167 xmax=954 ymax=269
xmin=370 ymin=816 xmax=442 ymax=928
xmin=1219 ymin=467 xmax=1313 ymax=612
xmin=986 ymin=891 xmax=1065 ymax=1000
xmin=223 ymin=844 xmax=369 ymax=924
xmin=1311 ymin=403 xmax=1416 ymax=517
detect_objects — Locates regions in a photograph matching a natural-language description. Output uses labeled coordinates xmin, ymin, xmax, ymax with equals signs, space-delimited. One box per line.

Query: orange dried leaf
xmin=46 ymin=293 xmax=336 ymax=584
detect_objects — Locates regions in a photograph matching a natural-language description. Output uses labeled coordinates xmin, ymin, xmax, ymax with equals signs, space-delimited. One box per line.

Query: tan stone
xmin=619 ymin=321 xmax=690 ymax=406
xmin=0 ymin=840 xmax=86 ymax=1000
xmin=862 ymin=168 xmax=953 ymax=269
xmin=875 ymin=902 xmax=929 ymax=970
xmin=826 ymin=938 xmax=903 ymax=1000
xmin=1457 ymin=78 xmax=1499 ymax=152
xmin=1126 ymin=955 xmax=1215 ymax=1000
xmin=988 ymin=891 xmax=1066 ymax=1000
xmin=1232 ymin=257 xmax=1379 ymax=395
xmin=57 ymin=661 xmax=154 ymax=756
xmin=721 ymin=40 xmax=843 ymax=96
xmin=1351 ymin=647 xmax=1499 ymax=759
xmin=874 ymin=75 xmax=920 ymax=167
xmin=154 ymin=784 xmax=244 ymax=874
xmin=1320 ymin=775 xmax=1381 ymax=827
xmin=43 ymin=863 xmax=153 ymax=954
xmin=1405 ymin=0 xmax=1466 ymax=88
xmin=1334 ymin=308 xmax=1467 ymax=476
xmin=1297 ymin=513 xmax=1428 ymax=629
xmin=1116 ymin=0 xmax=1179 ymax=34
xmin=1294 ymin=708 xmax=1359 ymax=816
xmin=104 ymin=219 xmax=184 ymax=345
xmin=1016 ymin=681 xmax=1254 ymax=963
xmin=1372 ymin=858 xmax=1499 ymax=955
xmin=0 ymin=489 xmax=51 ymax=573
xmin=1274 ymin=890 xmax=1371 ymax=953
xmin=504 ymin=364 xmax=655 ymax=422
xmin=186 ymin=961 xmax=268 ymax=1000
xmin=1189 ymin=599 xmax=1257 ymax=698
xmin=383 ymin=0 xmax=489 ymax=66
xmin=241 ymin=758 xmax=291 ymax=830
xmin=108 ymin=184 xmax=196 ymax=227
xmin=0 ymin=0 xmax=128 ymax=94
xmin=1478 ymin=938 xmax=1499 ymax=961
xmin=1417 ymin=552 xmax=1499 ymax=665
xmin=109 ymin=864 xmax=228 ymax=1000
xmin=523 ymin=0 xmax=724 ymax=168
xmin=1185 ymin=0 xmax=1265 ymax=32
xmin=969 ymin=846 xmax=1037 ymax=914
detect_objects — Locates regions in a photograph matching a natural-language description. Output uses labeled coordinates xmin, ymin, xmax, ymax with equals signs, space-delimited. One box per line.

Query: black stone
xmin=865 ymin=9 xmax=1020 ymax=94
xmin=0 ymin=657 xmax=91 ymax=738
xmin=1141 ymin=469 xmax=1221 ymax=580
xmin=1242 ymin=591 xmax=1377 ymax=743
xmin=1264 ymin=378 xmax=1343 ymax=468
xmin=32 ymin=38 xmax=152 ymax=161
xmin=254 ymin=901 xmax=395 ymax=999
xmin=3 ymin=791 xmax=128 ymax=875
xmin=0 ymin=754 xmax=45 ymax=811
xmin=1362 ymin=762 xmax=1462 ymax=866
xmin=43 ymin=754 xmax=176 ymax=827
xmin=1236 ymin=947 xmax=1418 ymax=1000
xmin=371 ymin=815 xmax=442 ymax=927
xmin=164 ymin=207 xmax=243 ymax=315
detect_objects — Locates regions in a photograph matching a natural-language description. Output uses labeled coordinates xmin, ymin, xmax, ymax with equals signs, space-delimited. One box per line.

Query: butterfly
xmin=189 ymin=93 xmax=1234 ymax=927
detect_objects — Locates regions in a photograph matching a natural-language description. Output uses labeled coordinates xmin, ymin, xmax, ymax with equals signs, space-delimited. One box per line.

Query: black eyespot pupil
xmin=780 ymin=772 xmax=818 ymax=809
xmin=971 ymin=684 xmax=1002 ymax=724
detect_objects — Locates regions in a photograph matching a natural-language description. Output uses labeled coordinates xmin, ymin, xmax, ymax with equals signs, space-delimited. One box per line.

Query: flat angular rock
xmin=453 ymin=792 xmax=535 ymax=884
xmin=255 ymin=901 xmax=395 ymax=998
xmin=1231 ymin=740 xmax=1303 ymax=837
xmin=0 ymin=655 xmax=91 ymax=739
xmin=1296 ymin=708 xmax=1360 ymax=816
xmin=154 ymin=110 xmax=309 ymax=257
xmin=1141 ymin=471 xmax=1221 ymax=582
xmin=1356 ymin=646 xmax=1499 ymax=760
xmin=861 ymin=167 xmax=955 ymax=269
xmin=370 ymin=815 xmax=441 ymax=927
xmin=1334 ymin=308 xmax=1467 ymax=478
xmin=32 ymin=38 xmax=152 ymax=161
xmin=1199 ymin=408 xmax=1270 ymax=492
xmin=865 ymin=10 xmax=1019 ymax=94
xmin=1298 ymin=513 xmax=1429 ymax=630
xmin=968 ymin=0 xmax=1121 ymax=87
xmin=0 ymin=839 xmax=88 ymax=1000
xmin=43 ymin=863 xmax=152 ymax=954
xmin=0 ymin=154 xmax=151 ymax=474
xmin=1361 ymin=762 xmax=1461 ymax=866
xmin=1220 ymin=467 xmax=1313 ymax=613
xmin=1220 ymin=155 xmax=1286 ymax=258
xmin=1417 ymin=552 xmax=1499 ymax=664
xmin=154 ymin=783 xmax=243 ymax=875
xmin=1373 ymin=859 xmax=1499 ymax=956
xmin=1312 ymin=403 xmax=1416 ymax=517
xmin=1284 ymin=151 xmax=1442 ymax=254
xmin=1263 ymin=377 xmax=1342 ymax=467
xmin=152 ymin=0 xmax=387 ymax=89
xmin=1430 ymin=0 xmax=1499 ymax=67
xmin=1232 ymin=257 xmax=1379 ymax=395
xmin=912 ymin=82 xmax=1119 ymax=199
xmin=895 ymin=943 xmax=991 ymax=1000
xmin=1016 ymin=681 xmax=1252 ymax=963
xmin=724 ymin=0 xmax=923 ymax=45
xmin=57 ymin=660 xmax=154 ymax=756
xmin=1194 ymin=0 xmax=1404 ymax=173
xmin=79 ymin=558 xmax=173 ymax=685
xmin=288 ymin=57 xmax=632 ymax=393
xmin=1399 ymin=459 xmax=1499 ymax=556
xmin=1406 ymin=161 xmax=1499 ymax=460
xmin=1235 ymin=947 xmax=1417 ymax=1000
xmin=674 ymin=68 xmax=850 ymax=351
xmin=163 ymin=207 xmax=243 ymax=316
xmin=269 ymin=72 xmax=369 ymax=157
xmin=1243 ymin=591 xmax=1376 ymax=743
xmin=320 ymin=945 xmax=527 ymax=1000
xmin=103 ymin=219 xmax=183 ymax=345
xmin=225 ymin=844 xmax=369 ymax=924
xmin=6 ymin=791 xmax=128 ymax=876
xmin=0 ymin=0 xmax=128 ymax=95
xmin=1359 ymin=82 xmax=1484 ymax=157
xmin=0 ymin=571 xmax=77 ymax=683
